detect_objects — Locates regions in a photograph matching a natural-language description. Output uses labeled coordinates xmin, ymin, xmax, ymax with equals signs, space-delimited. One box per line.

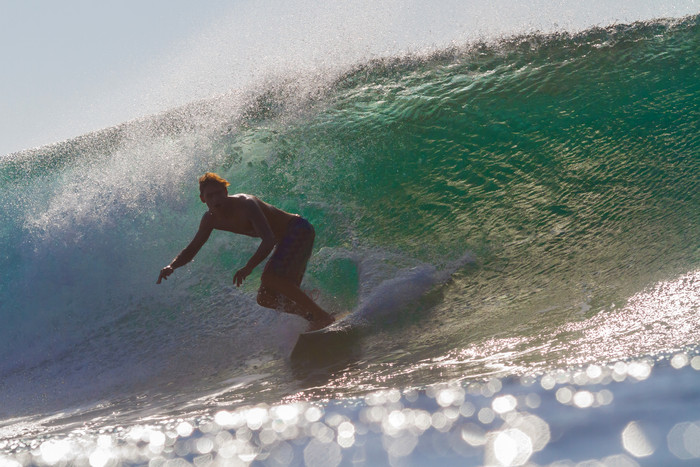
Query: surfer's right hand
xmin=157 ymin=266 xmax=174 ymax=284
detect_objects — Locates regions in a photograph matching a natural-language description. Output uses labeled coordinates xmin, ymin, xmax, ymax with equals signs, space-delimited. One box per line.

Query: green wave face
xmin=217 ymin=18 xmax=700 ymax=373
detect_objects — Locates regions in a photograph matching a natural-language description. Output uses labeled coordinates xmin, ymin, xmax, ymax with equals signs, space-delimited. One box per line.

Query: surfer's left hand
xmin=157 ymin=266 xmax=174 ymax=284
xmin=233 ymin=266 xmax=252 ymax=286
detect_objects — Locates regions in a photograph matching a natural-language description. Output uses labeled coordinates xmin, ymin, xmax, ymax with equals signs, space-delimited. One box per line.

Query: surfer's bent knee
xmin=256 ymin=286 xmax=278 ymax=309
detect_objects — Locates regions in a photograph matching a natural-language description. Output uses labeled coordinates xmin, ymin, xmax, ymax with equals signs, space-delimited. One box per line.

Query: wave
xmin=1 ymin=16 xmax=699 ymax=417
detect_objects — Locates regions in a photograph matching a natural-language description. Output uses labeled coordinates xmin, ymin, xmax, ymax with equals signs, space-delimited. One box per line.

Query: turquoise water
xmin=1 ymin=15 xmax=700 ymax=466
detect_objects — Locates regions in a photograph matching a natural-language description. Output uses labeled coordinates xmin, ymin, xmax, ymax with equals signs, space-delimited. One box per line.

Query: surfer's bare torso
xmin=201 ymin=193 xmax=295 ymax=242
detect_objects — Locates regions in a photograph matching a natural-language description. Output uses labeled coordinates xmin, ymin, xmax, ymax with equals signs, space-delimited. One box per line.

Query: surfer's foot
xmin=308 ymin=315 xmax=335 ymax=331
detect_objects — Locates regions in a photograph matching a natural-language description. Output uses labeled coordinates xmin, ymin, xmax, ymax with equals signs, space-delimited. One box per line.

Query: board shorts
xmin=262 ymin=215 xmax=315 ymax=286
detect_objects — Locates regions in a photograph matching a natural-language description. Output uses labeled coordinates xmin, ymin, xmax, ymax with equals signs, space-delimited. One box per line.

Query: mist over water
xmin=123 ymin=0 xmax=700 ymax=109
xmin=1 ymin=2 xmax=699 ymax=466
xmin=4 ymin=0 xmax=698 ymax=157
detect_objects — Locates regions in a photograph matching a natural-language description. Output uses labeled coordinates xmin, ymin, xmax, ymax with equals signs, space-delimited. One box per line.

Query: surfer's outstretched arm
xmin=157 ymin=214 xmax=213 ymax=284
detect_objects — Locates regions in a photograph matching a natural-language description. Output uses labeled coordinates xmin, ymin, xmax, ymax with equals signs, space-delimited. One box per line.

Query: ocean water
xmin=1 ymin=9 xmax=700 ymax=467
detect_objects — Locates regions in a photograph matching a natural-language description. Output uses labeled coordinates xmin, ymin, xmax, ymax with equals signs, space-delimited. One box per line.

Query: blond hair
xmin=199 ymin=172 xmax=230 ymax=195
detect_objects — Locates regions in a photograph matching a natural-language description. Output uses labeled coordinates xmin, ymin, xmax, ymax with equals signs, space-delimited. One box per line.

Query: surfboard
xmin=290 ymin=314 xmax=361 ymax=365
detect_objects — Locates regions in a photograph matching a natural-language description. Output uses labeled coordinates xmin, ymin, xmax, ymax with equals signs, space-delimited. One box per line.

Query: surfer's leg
xmin=260 ymin=272 xmax=335 ymax=329
xmin=257 ymin=284 xmax=299 ymax=315
xmin=256 ymin=285 xmax=280 ymax=309
xmin=258 ymin=283 xmax=330 ymax=331
xmin=261 ymin=216 xmax=334 ymax=330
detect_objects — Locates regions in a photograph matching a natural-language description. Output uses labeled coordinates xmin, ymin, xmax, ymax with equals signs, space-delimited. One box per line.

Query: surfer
xmin=157 ymin=172 xmax=335 ymax=331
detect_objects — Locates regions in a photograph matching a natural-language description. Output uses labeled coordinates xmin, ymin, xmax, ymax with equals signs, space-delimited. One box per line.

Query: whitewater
xmin=1 ymin=2 xmax=700 ymax=466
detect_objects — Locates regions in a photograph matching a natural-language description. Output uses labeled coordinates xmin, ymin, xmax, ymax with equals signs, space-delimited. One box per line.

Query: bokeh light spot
xmin=667 ymin=422 xmax=700 ymax=460
xmin=622 ymin=421 xmax=655 ymax=458
xmin=490 ymin=428 xmax=533 ymax=466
